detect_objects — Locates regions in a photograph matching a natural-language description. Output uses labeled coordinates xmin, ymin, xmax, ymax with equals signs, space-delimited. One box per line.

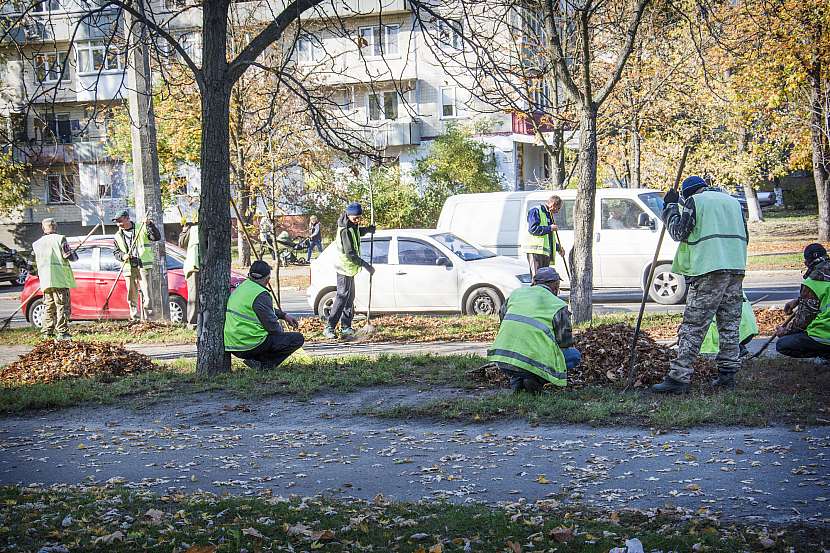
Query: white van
xmin=436 ymin=188 xmax=685 ymax=304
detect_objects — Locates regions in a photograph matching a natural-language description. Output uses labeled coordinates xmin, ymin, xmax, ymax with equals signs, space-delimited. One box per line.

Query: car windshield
xmin=430 ymin=232 xmax=496 ymax=261
xmin=638 ymin=192 xmax=664 ymax=218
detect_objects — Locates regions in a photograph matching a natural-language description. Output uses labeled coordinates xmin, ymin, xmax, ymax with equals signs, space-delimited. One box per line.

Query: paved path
xmin=1 ymin=390 xmax=827 ymax=525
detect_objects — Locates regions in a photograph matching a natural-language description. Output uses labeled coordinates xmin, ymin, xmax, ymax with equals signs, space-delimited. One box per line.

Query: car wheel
xmin=316 ymin=289 xmax=337 ymax=319
xmin=15 ymin=267 xmax=27 ymax=286
xmin=647 ymin=263 xmax=687 ymax=305
xmin=28 ymin=298 xmax=45 ymax=329
xmin=169 ymin=295 xmax=186 ymax=323
xmin=464 ymin=286 xmax=502 ymax=316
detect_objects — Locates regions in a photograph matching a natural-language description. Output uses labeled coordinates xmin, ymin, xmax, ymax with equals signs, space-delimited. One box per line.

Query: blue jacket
xmin=527 ymin=204 xmax=553 ymax=237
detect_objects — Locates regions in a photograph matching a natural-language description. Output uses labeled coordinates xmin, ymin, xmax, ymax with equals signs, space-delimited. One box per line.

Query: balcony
xmin=367 ymin=120 xmax=421 ymax=148
xmin=300 ymin=0 xmax=412 ymax=20
xmin=512 ymin=111 xmax=555 ymax=135
xmin=24 ymin=141 xmax=109 ymax=165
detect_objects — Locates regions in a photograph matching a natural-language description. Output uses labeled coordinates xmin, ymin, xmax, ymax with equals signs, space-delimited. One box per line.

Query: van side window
xmin=529 ymin=200 xmax=574 ymax=231
xmin=601 ymin=198 xmax=645 ymax=230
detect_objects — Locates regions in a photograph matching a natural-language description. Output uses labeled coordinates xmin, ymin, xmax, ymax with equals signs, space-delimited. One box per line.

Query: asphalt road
xmin=0 ymin=271 xmax=801 ymax=329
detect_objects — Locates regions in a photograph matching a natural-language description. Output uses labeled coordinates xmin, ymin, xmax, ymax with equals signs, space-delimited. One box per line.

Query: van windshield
xmin=431 ymin=232 xmax=496 ymax=261
xmin=638 ymin=192 xmax=664 ymax=217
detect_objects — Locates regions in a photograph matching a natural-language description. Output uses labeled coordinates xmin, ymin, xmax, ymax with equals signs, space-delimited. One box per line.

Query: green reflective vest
xmin=224 ymin=279 xmax=269 ymax=352
xmin=32 ymin=233 xmax=76 ymax=291
xmin=802 ymin=278 xmax=830 ymax=344
xmin=333 ymin=224 xmax=361 ymax=277
xmin=184 ymin=225 xmax=199 ymax=278
xmin=520 ymin=206 xmax=556 ymax=256
xmin=114 ymin=224 xmax=154 ymax=276
xmin=671 ymin=191 xmax=748 ymax=277
xmin=487 ymin=285 xmax=568 ymax=387
xmin=700 ymin=294 xmax=758 ymax=353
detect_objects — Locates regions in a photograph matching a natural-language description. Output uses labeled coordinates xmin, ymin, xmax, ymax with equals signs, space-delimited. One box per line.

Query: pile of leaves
xmin=0 ymin=340 xmax=154 ymax=385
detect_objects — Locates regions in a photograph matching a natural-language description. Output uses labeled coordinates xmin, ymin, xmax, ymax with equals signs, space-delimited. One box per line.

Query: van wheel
xmin=316 ymin=290 xmax=337 ymax=319
xmin=464 ymin=286 xmax=502 ymax=316
xmin=647 ymin=263 xmax=687 ymax=305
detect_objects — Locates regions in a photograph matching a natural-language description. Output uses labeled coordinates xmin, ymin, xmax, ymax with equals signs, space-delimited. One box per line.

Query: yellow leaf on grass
xmin=429 ymin=544 xmax=443 ymax=553
xmin=535 ymin=474 xmax=551 ymax=484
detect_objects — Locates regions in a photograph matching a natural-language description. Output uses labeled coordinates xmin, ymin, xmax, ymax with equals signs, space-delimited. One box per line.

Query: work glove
xmin=366 ymin=224 xmax=377 ymax=234
xmin=663 ymin=188 xmax=680 ymax=205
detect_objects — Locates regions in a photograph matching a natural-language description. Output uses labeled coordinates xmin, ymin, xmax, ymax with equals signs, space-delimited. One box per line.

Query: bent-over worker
xmin=775 ymin=243 xmax=830 ymax=362
xmin=112 ymin=209 xmax=160 ymax=321
xmin=323 ymin=202 xmax=375 ymax=340
xmin=224 ymin=260 xmax=304 ymax=369
xmin=700 ymin=292 xmax=758 ymax=358
xmin=520 ymin=195 xmax=565 ymax=278
xmin=32 ymin=218 xmax=78 ymax=340
xmin=652 ymin=176 xmax=748 ymax=393
xmin=178 ymin=220 xmax=199 ymax=329
xmin=488 ymin=267 xmax=581 ymax=394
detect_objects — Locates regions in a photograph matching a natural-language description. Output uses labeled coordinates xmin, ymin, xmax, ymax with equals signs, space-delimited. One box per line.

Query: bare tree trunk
xmin=570 ymin=106 xmax=598 ymax=324
xmin=196 ymin=0 xmax=232 ymax=377
xmin=237 ymin=186 xmax=252 ymax=266
xmin=808 ymin=69 xmax=830 ymax=241
xmin=629 ymin=112 xmax=641 ymax=188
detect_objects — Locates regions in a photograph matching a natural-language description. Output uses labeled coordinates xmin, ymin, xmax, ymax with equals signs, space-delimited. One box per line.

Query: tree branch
xmin=596 ymin=0 xmax=651 ymax=106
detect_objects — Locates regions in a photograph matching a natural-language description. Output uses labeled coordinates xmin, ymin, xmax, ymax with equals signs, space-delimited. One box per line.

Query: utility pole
xmin=124 ymin=1 xmax=170 ymax=320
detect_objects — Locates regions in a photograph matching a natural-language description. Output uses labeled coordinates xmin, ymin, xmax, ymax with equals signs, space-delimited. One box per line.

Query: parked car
xmin=437 ymin=188 xmax=687 ymax=304
xmin=21 ymin=236 xmax=246 ymax=328
xmin=307 ymin=229 xmax=531 ymax=317
xmin=0 ymin=242 xmax=29 ymax=286
xmin=732 ymin=190 xmax=776 ymax=210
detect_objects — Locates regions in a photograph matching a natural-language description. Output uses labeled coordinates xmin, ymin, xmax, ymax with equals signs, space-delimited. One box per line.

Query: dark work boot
xmin=651 ymin=376 xmax=689 ymax=394
xmin=523 ymin=376 xmax=544 ymax=395
xmin=243 ymin=359 xmax=262 ymax=370
xmin=510 ymin=375 xmax=525 ymax=394
xmin=710 ymin=373 xmax=736 ymax=389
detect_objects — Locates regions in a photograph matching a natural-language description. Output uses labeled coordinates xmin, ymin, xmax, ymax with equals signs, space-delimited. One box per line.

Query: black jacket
xmin=337 ymin=213 xmax=372 ymax=270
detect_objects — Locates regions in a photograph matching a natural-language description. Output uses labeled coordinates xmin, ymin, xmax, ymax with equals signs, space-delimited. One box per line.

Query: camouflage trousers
xmin=669 ymin=271 xmax=744 ymax=384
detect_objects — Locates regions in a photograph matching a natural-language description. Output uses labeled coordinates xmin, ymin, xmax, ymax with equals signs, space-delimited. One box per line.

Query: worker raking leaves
xmin=652 ymin=176 xmax=749 ymax=393
xmin=487 ymin=267 xmax=582 ymax=393
xmin=112 ymin=209 xmax=161 ymax=321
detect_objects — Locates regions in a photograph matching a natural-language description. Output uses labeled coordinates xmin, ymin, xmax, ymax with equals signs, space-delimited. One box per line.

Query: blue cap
xmin=533 ymin=266 xmax=561 ymax=284
xmin=346 ymin=202 xmax=363 ymax=216
xmin=681 ymin=175 xmax=707 ymax=197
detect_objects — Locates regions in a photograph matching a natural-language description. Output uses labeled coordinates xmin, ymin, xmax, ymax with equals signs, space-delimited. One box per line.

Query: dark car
xmin=0 ymin=242 xmax=28 ymax=286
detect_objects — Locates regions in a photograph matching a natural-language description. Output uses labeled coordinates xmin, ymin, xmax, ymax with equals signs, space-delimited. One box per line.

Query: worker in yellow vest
xmin=32 ymin=218 xmax=78 ymax=340
xmin=488 ymin=267 xmax=581 ymax=393
xmin=178 ymin=219 xmax=199 ymax=329
xmin=323 ymin=202 xmax=375 ymax=339
xmin=224 ymin=260 xmax=304 ymax=369
xmin=652 ymin=176 xmax=748 ymax=393
xmin=775 ymin=243 xmax=830 ymax=361
xmin=112 ymin=209 xmax=160 ymax=321
xmin=520 ymin=195 xmax=565 ymax=278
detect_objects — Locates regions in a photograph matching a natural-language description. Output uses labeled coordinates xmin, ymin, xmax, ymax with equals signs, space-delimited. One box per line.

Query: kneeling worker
xmin=224 ymin=260 xmax=304 ymax=369
xmin=488 ymin=267 xmax=581 ymax=393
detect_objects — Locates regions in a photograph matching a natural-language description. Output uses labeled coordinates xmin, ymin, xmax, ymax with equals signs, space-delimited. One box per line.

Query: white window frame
xmin=176 ymin=31 xmax=202 ymax=65
xmin=46 ymin=173 xmax=75 ymax=205
xmin=76 ymin=41 xmax=123 ymax=75
xmin=297 ymin=35 xmax=323 ymax=64
xmin=367 ymin=91 xmax=399 ymax=121
xmin=437 ymin=18 xmax=462 ymax=50
xmin=358 ymin=24 xmax=400 ymax=58
xmin=440 ymin=86 xmax=462 ymax=119
xmin=35 ymin=52 xmax=68 ymax=83
xmin=32 ymin=0 xmax=64 ymax=14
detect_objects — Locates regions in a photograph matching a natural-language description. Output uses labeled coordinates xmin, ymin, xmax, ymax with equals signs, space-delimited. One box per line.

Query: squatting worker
xmin=224 ymin=260 xmax=304 ymax=369
xmin=700 ymin=292 xmax=758 ymax=358
xmin=520 ymin=195 xmax=566 ymax=278
xmin=32 ymin=218 xmax=77 ymax=340
xmin=488 ymin=267 xmax=581 ymax=394
xmin=112 ymin=209 xmax=160 ymax=321
xmin=323 ymin=202 xmax=375 ymax=340
xmin=652 ymin=176 xmax=748 ymax=393
xmin=177 ymin=218 xmax=199 ymax=329
xmin=775 ymin=243 xmax=830 ymax=362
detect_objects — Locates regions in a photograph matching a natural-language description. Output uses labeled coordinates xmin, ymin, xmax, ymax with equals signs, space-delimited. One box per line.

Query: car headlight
xmin=517 ymin=273 xmax=532 ymax=284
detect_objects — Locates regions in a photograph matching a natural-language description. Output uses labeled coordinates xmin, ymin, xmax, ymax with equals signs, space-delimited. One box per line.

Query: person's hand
xmin=283 ymin=314 xmax=299 ymax=330
xmin=366 ymin=225 xmax=377 ymax=234
xmin=783 ymin=298 xmax=798 ymax=314
xmin=557 ymin=244 xmax=565 ymax=256
xmin=774 ymin=325 xmax=789 ymax=337
xmin=663 ymin=188 xmax=680 ymax=205
xmin=366 ymin=264 xmax=376 ymax=276
xmin=550 ymin=224 xmax=558 ymax=232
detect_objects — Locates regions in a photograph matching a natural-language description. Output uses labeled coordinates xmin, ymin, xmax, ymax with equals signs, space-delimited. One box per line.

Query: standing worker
xmin=178 ymin=219 xmax=199 ymax=330
xmin=488 ymin=267 xmax=581 ymax=393
xmin=323 ymin=202 xmax=375 ymax=340
xmin=775 ymin=243 xmax=830 ymax=361
xmin=112 ymin=209 xmax=161 ymax=321
xmin=521 ymin=195 xmax=565 ymax=278
xmin=224 ymin=260 xmax=304 ymax=369
xmin=652 ymin=176 xmax=748 ymax=393
xmin=307 ymin=215 xmax=323 ymax=261
xmin=32 ymin=218 xmax=78 ymax=340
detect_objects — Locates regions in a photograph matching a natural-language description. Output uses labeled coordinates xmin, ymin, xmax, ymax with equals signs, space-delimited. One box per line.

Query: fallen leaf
xmin=242 ymin=527 xmax=265 ymax=540
xmin=549 ymin=527 xmax=573 ymax=543
xmin=535 ymin=474 xmax=551 ymax=485
xmin=144 ymin=508 xmax=165 ymax=525
xmin=93 ymin=531 xmax=124 ymax=545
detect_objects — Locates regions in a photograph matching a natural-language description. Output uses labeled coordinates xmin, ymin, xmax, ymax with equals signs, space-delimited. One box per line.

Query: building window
xmin=437 ymin=18 xmax=462 ymax=50
xmin=297 ymin=35 xmax=323 ymax=63
xmin=76 ymin=42 xmax=123 ymax=74
xmin=358 ymin=25 xmax=399 ymax=58
xmin=47 ymin=174 xmax=75 ymax=204
xmin=441 ymin=86 xmax=461 ymax=118
xmin=32 ymin=0 xmax=63 ymax=13
xmin=368 ymin=92 xmax=398 ymax=121
xmin=177 ymin=31 xmax=202 ymax=64
xmin=45 ymin=114 xmax=77 ymax=144
xmin=337 ymin=89 xmax=353 ymax=112
xmin=35 ymin=52 xmax=68 ymax=83
xmin=530 ymin=79 xmax=551 ymax=110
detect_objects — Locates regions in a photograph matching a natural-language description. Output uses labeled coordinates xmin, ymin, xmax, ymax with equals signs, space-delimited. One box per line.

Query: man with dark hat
xmin=488 ymin=267 xmax=581 ymax=394
xmin=323 ymin=202 xmax=375 ymax=340
xmin=112 ymin=209 xmax=160 ymax=321
xmin=652 ymin=176 xmax=748 ymax=393
xmin=775 ymin=243 xmax=830 ymax=361
xmin=224 ymin=260 xmax=304 ymax=369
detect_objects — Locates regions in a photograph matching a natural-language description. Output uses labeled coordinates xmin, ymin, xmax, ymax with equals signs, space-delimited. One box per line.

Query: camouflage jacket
xmin=791 ymin=258 xmax=830 ymax=332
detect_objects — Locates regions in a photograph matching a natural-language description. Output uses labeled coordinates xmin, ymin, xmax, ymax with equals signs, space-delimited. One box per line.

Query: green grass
xmin=0 ymin=486 xmax=823 ymax=552
xmin=747 ymin=252 xmax=805 ymax=271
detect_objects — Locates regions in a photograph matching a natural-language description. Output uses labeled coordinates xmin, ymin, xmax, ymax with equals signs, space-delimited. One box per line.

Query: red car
xmin=21 ymin=236 xmax=246 ymax=327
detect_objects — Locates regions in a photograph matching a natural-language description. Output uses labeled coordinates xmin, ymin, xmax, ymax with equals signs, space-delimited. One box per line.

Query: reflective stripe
xmin=503 ymin=313 xmax=556 ymax=343
xmin=226 ymin=307 xmax=259 ymax=323
xmin=487 ymin=348 xmax=567 ymax=380
xmin=685 ymin=233 xmax=749 ymax=246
